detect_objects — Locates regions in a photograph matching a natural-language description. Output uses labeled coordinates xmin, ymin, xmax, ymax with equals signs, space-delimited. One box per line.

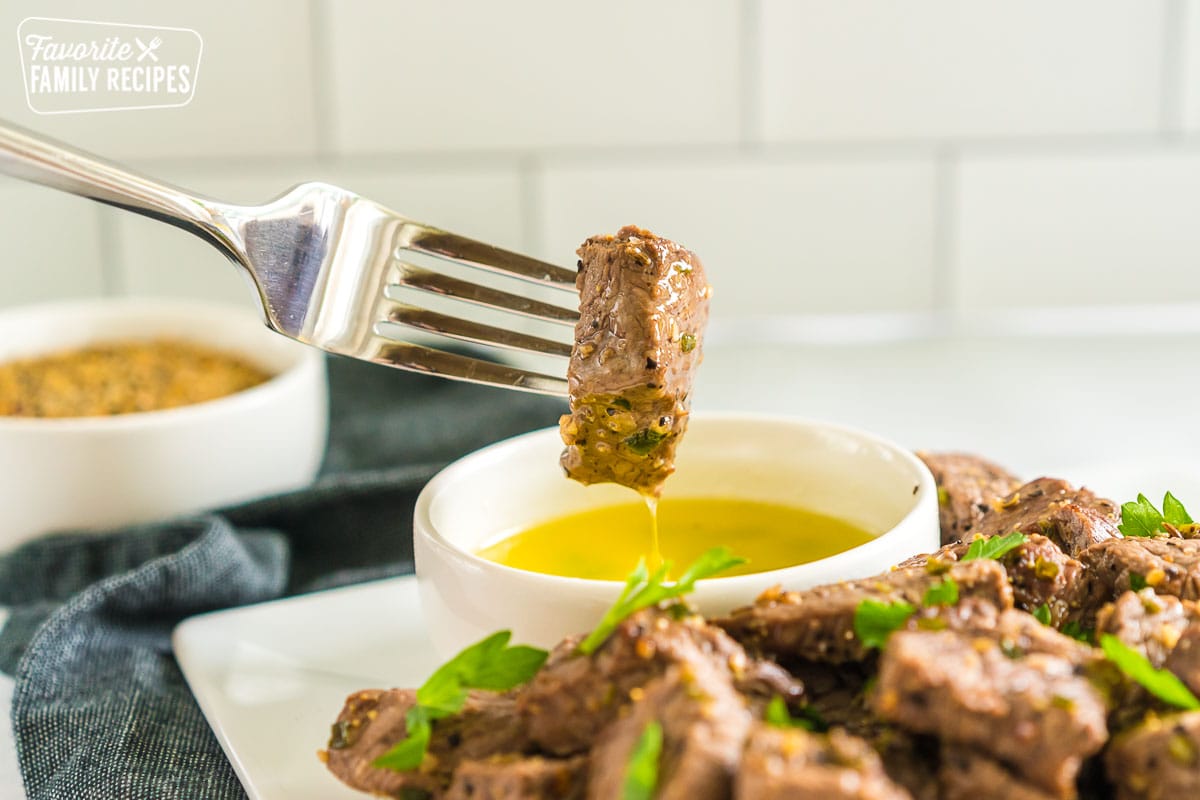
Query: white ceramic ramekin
xmin=0 ymin=298 xmax=328 ymax=551
xmin=414 ymin=414 xmax=938 ymax=656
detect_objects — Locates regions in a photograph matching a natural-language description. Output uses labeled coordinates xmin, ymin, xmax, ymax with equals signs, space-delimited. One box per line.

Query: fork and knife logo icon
xmin=134 ymin=36 xmax=161 ymax=62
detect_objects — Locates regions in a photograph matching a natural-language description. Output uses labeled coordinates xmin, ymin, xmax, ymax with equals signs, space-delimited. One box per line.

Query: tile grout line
xmin=738 ymin=0 xmax=764 ymax=149
xmin=307 ymin=0 xmax=338 ymax=160
xmin=1161 ymin=0 xmax=1187 ymax=136
xmin=95 ymin=207 xmax=125 ymax=297
xmin=118 ymin=129 xmax=1200 ymax=177
xmin=931 ymin=147 xmax=957 ymax=316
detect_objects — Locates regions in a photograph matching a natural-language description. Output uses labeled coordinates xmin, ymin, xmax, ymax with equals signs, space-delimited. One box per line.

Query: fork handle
xmin=0 ymin=120 xmax=245 ymax=265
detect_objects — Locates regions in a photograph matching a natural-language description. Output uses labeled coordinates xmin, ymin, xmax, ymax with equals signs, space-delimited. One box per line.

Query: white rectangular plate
xmin=170 ymin=462 xmax=1198 ymax=800
xmin=174 ymin=577 xmax=439 ymax=800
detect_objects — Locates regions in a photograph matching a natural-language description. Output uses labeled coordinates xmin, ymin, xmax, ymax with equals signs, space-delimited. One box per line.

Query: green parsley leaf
xmin=416 ymin=631 xmax=547 ymax=713
xmin=1061 ymin=621 xmax=1093 ymax=644
xmin=1033 ymin=603 xmax=1052 ymax=626
xmin=1129 ymin=573 xmax=1148 ymax=591
xmin=853 ymin=599 xmax=916 ymax=650
xmin=1121 ymin=492 xmax=1195 ymax=537
xmin=1120 ymin=494 xmax=1166 ymax=537
xmin=578 ymin=548 xmax=746 ymax=656
xmin=623 ymin=721 xmax=663 ymax=800
xmin=764 ymin=695 xmax=816 ymax=731
xmin=624 ymin=429 xmax=667 ymax=456
xmin=962 ymin=531 xmax=1028 ymax=561
xmin=1164 ymin=492 xmax=1194 ymax=526
xmin=1100 ymin=634 xmax=1200 ymax=711
xmin=922 ymin=577 xmax=959 ymax=607
xmin=371 ymin=713 xmax=430 ymax=771
xmin=374 ymin=630 xmax=548 ymax=772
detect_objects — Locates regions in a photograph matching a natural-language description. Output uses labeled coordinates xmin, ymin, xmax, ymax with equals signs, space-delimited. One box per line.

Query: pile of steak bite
xmin=322 ymin=453 xmax=1200 ymax=800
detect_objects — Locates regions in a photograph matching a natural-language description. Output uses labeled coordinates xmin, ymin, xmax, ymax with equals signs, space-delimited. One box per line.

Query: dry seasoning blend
xmin=0 ymin=340 xmax=271 ymax=418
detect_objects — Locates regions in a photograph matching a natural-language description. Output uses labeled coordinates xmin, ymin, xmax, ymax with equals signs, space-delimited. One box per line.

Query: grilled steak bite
xmin=1165 ymin=622 xmax=1200 ymax=697
xmin=1105 ymin=711 xmax=1200 ymax=800
xmin=560 ymin=226 xmax=711 ymax=497
xmin=971 ymin=477 xmax=1120 ymax=557
xmin=917 ymin=451 xmax=1022 ymax=546
xmin=323 ymin=689 xmax=528 ymax=798
xmin=938 ymin=749 xmax=1056 ymax=800
xmin=445 ymin=755 xmax=588 ymax=800
xmin=874 ymin=731 xmax=940 ymax=800
xmin=715 ymin=559 xmax=1013 ymax=665
xmin=964 ymin=607 xmax=1098 ymax=665
xmin=1096 ymin=589 xmax=1196 ymax=668
xmin=322 ymin=455 xmax=1200 ymax=800
xmin=871 ymin=629 xmax=1108 ymax=798
xmin=518 ymin=608 xmax=800 ymax=757
xmin=902 ymin=534 xmax=1088 ymax=627
xmin=735 ymin=724 xmax=912 ymax=800
xmin=1082 ymin=537 xmax=1200 ymax=603
xmin=587 ymin=661 xmax=750 ymax=800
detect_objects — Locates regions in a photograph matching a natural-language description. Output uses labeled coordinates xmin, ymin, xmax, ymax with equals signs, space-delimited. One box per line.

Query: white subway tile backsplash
xmin=1180 ymin=0 xmax=1200 ymax=132
xmin=953 ymin=150 xmax=1200 ymax=309
xmin=536 ymin=157 xmax=937 ymax=315
xmin=0 ymin=0 xmax=1192 ymax=335
xmin=324 ymin=0 xmax=742 ymax=153
xmin=0 ymin=182 xmax=105 ymax=308
xmin=0 ymin=0 xmax=318 ymax=159
xmin=109 ymin=165 xmax=526 ymax=302
xmin=759 ymin=0 xmax=1165 ymax=141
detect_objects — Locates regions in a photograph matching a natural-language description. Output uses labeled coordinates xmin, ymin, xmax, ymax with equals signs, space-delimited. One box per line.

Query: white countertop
xmin=4 ymin=331 xmax=1200 ymax=798
xmin=696 ymin=333 xmax=1200 ymax=496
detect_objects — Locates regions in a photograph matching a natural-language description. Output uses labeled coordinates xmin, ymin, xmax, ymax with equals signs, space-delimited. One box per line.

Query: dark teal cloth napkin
xmin=0 ymin=355 xmax=566 ymax=799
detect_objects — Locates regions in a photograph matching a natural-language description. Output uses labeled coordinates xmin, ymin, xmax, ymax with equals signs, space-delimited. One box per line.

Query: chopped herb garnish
xmin=1061 ymin=621 xmax=1093 ymax=644
xmin=373 ymin=631 xmax=547 ymax=772
xmin=1120 ymin=492 xmax=1195 ymax=537
xmin=1130 ymin=573 xmax=1148 ymax=591
xmin=962 ymin=531 xmax=1028 ymax=562
xmin=622 ymin=721 xmax=663 ymax=800
xmin=679 ymin=333 xmax=697 ymax=353
xmin=578 ymin=547 xmax=746 ymax=656
xmin=1000 ymin=639 xmax=1023 ymax=659
xmin=372 ymin=711 xmax=431 ymax=771
xmin=854 ymin=599 xmax=917 ymax=649
xmin=1100 ymin=634 xmax=1200 ymax=710
xmin=1033 ymin=603 xmax=1052 ymax=626
xmin=922 ymin=577 xmax=959 ymax=607
xmin=624 ymin=428 xmax=667 ymax=456
xmin=764 ymin=695 xmax=817 ymax=731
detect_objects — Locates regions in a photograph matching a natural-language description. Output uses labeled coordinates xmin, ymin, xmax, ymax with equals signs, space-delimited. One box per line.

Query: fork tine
xmin=380 ymin=300 xmax=573 ymax=358
xmin=370 ymin=339 xmax=568 ymax=396
xmin=391 ymin=262 xmax=579 ymax=325
xmin=402 ymin=225 xmax=578 ymax=289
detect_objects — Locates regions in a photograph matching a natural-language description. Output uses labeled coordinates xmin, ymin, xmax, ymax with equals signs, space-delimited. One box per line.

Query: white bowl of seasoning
xmin=414 ymin=414 xmax=939 ymax=656
xmin=0 ymin=297 xmax=328 ymax=551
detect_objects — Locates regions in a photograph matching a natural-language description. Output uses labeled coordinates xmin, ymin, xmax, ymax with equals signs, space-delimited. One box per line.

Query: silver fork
xmin=0 ymin=121 xmax=577 ymax=395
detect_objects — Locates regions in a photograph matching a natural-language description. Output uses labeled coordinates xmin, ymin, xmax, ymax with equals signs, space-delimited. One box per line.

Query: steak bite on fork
xmin=560 ymin=226 xmax=712 ymax=497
